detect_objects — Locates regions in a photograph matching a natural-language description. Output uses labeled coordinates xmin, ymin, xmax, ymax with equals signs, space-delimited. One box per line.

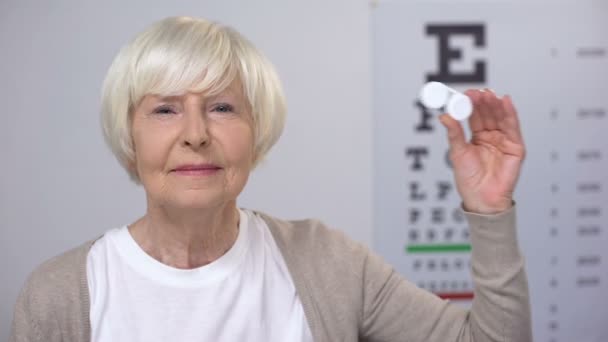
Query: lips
xmin=172 ymin=164 xmax=222 ymax=176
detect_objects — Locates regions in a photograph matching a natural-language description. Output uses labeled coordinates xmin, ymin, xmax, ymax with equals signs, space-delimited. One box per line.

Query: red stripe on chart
xmin=435 ymin=292 xmax=474 ymax=300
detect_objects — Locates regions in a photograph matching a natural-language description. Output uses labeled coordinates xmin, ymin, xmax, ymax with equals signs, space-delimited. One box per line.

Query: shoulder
xmin=12 ymin=239 xmax=98 ymax=341
xmin=24 ymin=240 xmax=96 ymax=297
xmin=257 ymin=211 xmax=368 ymax=262
xmin=254 ymin=211 xmax=385 ymax=330
xmin=15 ymin=240 xmax=97 ymax=322
xmin=255 ymin=211 xmax=374 ymax=285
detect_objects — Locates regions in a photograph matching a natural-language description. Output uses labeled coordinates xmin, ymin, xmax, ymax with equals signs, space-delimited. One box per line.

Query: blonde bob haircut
xmin=101 ymin=16 xmax=286 ymax=184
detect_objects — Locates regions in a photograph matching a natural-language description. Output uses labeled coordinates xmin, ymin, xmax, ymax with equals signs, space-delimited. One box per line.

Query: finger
xmin=465 ymin=89 xmax=484 ymax=133
xmin=439 ymin=113 xmax=467 ymax=155
xmin=487 ymin=89 xmax=505 ymax=129
xmin=479 ymin=90 xmax=498 ymax=131
xmin=485 ymin=88 xmax=498 ymax=96
xmin=498 ymin=95 xmax=524 ymax=144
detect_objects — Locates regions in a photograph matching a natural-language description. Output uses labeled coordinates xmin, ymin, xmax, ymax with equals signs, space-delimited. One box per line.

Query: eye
xmin=153 ymin=105 xmax=177 ymax=115
xmin=212 ymin=103 xmax=235 ymax=113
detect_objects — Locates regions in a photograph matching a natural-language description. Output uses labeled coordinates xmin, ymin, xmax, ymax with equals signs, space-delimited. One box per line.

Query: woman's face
xmin=130 ymin=81 xmax=254 ymax=211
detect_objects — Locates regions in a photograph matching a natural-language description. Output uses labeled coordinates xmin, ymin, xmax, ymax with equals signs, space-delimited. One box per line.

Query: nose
xmin=181 ymin=104 xmax=209 ymax=149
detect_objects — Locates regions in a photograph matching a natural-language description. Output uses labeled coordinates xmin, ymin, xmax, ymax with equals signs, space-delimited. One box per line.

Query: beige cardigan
xmin=11 ymin=207 xmax=532 ymax=342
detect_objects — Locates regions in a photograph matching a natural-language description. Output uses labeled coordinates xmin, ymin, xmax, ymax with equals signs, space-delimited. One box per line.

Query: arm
xmin=10 ymin=243 xmax=92 ymax=342
xmin=360 ymin=205 xmax=531 ymax=342
xmin=361 ymin=89 xmax=532 ymax=341
xmin=10 ymin=278 xmax=44 ymax=342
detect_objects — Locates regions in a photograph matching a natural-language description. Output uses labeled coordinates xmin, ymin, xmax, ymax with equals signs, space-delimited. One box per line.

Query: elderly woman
xmin=11 ymin=16 xmax=531 ymax=342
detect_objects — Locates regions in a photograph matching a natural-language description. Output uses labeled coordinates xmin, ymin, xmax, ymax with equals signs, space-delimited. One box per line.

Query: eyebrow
xmin=146 ymin=94 xmax=182 ymax=103
xmin=206 ymin=88 xmax=239 ymax=99
xmin=146 ymin=86 xmax=242 ymax=105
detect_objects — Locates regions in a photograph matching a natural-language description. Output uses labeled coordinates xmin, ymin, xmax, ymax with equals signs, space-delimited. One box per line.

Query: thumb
xmin=439 ymin=114 xmax=467 ymax=154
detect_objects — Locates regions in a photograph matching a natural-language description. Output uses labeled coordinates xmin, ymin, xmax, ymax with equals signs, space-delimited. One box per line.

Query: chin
xmin=170 ymin=191 xmax=227 ymax=210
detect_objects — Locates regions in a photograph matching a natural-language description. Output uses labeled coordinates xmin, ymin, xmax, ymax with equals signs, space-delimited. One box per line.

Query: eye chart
xmin=372 ymin=2 xmax=608 ymax=341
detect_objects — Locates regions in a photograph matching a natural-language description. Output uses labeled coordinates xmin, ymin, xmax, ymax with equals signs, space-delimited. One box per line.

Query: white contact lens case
xmin=419 ymin=81 xmax=472 ymax=121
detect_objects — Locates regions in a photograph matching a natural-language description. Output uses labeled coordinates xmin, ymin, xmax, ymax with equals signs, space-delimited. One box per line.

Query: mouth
xmin=171 ymin=164 xmax=223 ymax=176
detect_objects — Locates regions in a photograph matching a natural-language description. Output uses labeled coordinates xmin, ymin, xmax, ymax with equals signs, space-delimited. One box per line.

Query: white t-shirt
xmin=86 ymin=209 xmax=313 ymax=342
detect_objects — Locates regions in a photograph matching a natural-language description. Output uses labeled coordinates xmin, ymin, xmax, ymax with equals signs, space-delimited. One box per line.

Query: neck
xmin=129 ymin=200 xmax=240 ymax=269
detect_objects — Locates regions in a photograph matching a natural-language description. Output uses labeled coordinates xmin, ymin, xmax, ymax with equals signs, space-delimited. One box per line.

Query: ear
xmin=126 ymin=155 xmax=139 ymax=177
xmin=128 ymin=133 xmax=138 ymax=171
xmin=250 ymin=145 xmax=259 ymax=169
xmin=128 ymin=159 xmax=136 ymax=172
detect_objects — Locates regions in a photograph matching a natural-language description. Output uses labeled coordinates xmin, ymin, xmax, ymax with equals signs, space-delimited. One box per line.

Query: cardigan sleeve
xmin=10 ymin=276 xmax=45 ymax=342
xmin=360 ymin=205 xmax=532 ymax=342
xmin=10 ymin=241 xmax=93 ymax=342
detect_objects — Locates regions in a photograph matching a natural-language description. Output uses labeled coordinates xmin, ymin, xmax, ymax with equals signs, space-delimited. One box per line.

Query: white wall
xmin=0 ymin=0 xmax=372 ymax=337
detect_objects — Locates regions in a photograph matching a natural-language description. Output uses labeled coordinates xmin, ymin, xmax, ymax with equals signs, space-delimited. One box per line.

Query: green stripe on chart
xmin=406 ymin=244 xmax=471 ymax=253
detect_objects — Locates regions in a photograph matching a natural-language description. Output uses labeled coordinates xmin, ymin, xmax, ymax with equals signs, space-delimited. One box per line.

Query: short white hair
xmin=101 ymin=16 xmax=287 ymax=184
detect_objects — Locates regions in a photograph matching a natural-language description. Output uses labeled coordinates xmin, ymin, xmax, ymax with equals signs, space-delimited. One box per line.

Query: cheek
xmin=224 ymin=132 xmax=254 ymax=196
xmin=216 ymin=122 xmax=255 ymax=189
xmin=226 ymin=126 xmax=255 ymax=167
xmin=132 ymin=125 xmax=175 ymax=174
